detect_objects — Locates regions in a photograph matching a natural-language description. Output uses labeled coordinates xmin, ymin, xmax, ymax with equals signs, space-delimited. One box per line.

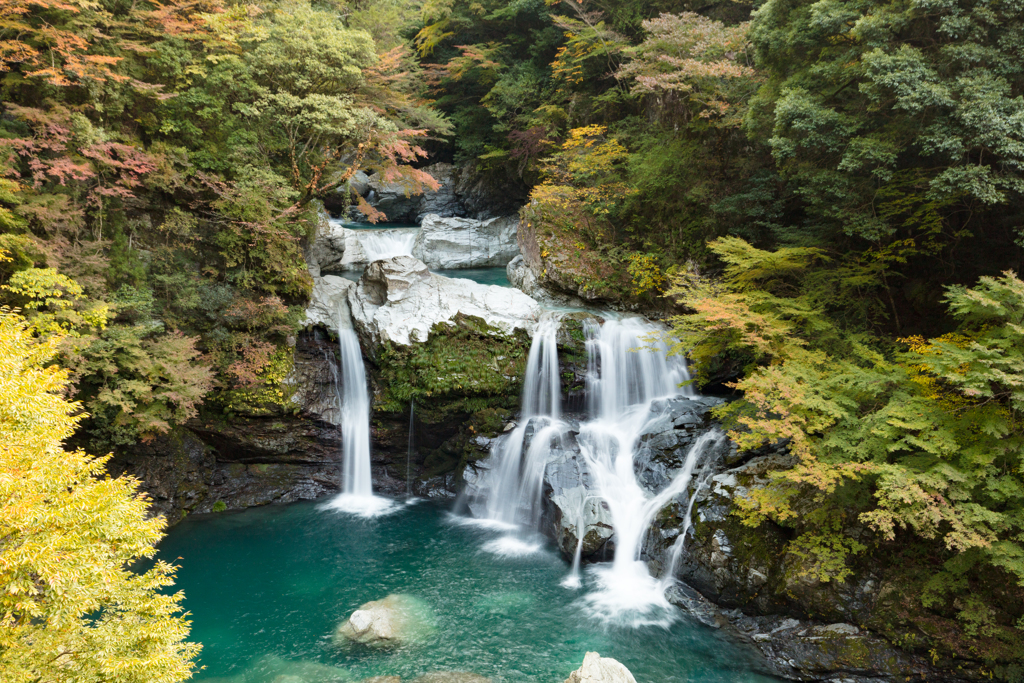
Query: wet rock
xmin=730 ymin=613 xmax=958 ymax=682
xmin=307 ymin=223 xmax=374 ymax=274
xmin=348 ymin=256 xmax=540 ymax=347
xmin=107 ymin=428 xmax=215 ymax=524
xmin=413 ymin=474 xmax=459 ymax=499
xmin=334 ymin=594 xmax=435 ymax=648
xmin=412 ymin=214 xmax=519 ymax=269
xmin=549 ymin=486 xmax=614 ymax=559
xmin=506 ymin=254 xmax=536 ymax=293
xmin=563 ymin=652 xmax=637 ymax=683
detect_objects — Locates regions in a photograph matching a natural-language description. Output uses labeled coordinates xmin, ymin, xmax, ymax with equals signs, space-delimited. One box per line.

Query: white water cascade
xmin=323 ymin=301 xmax=395 ymax=517
xmin=575 ymin=319 xmax=716 ymax=625
xmin=473 ymin=315 xmax=719 ymax=624
xmin=358 ymin=229 xmax=417 ymax=261
xmin=474 ymin=318 xmax=566 ymax=556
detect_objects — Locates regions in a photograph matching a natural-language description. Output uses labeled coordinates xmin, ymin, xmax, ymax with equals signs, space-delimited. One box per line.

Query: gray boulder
xmin=550 ymin=485 xmax=614 ymax=559
xmin=352 ymin=163 xmax=463 ymax=223
xmin=564 ymin=653 xmax=637 ymax=683
xmin=412 ymin=214 xmax=520 ymax=269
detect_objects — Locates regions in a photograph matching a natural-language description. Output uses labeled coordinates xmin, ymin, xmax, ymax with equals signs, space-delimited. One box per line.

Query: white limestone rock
xmin=564 ymin=653 xmax=637 ymax=683
xmin=412 ymin=214 xmax=520 ymax=269
xmin=307 ymin=221 xmax=368 ymax=273
xmin=303 ymin=275 xmax=356 ymax=331
xmin=348 ymin=255 xmax=540 ymax=348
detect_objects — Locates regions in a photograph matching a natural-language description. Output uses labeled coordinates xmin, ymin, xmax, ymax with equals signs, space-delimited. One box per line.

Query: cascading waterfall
xmin=323 ymin=300 xmax=394 ymax=517
xmin=473 ymin=318 xmax=565 ymax=556
xmin=482 ymin=317 xmax=563 ymax=527
xmin=472 ymin=314 xmax=716 ymax=623
xmin=574 ymin=319 xmax=712 ymax=624
xmin=358 ymin=229 xmax=417 ymax=261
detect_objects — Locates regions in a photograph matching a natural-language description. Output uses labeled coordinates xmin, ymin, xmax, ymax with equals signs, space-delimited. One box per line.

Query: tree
xmin=745 ymin=0 xmax=1024 ymax=298
xmin=668 ymin=238 xmax=1024 ymax=647
xmin=0 ymin=304 xmax=199 ymax=682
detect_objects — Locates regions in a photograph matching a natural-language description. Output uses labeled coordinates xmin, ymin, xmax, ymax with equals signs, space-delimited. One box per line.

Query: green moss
xmin=212 ymin=500 xmax=227 ymax=513
xmin=372 ymin=313 xmax=530 ymax=418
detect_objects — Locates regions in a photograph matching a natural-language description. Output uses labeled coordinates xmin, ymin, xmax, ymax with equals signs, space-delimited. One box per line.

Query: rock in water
xmin=549 ymin=486 xmax=614 ymax=559
xmin=334 ymin=594 xmax=435 ymax=648
xmin=564 ymin=653 xmax=637 ymax=683
xmin=410 ymin=673 xmax=491 ymax=683
xmin=413 ymin=214 xmax=520 ymax=269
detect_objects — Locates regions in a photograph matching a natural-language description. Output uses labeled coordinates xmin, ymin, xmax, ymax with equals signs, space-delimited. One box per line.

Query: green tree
xmin=0 ymin=305 xmax=199 ymax=682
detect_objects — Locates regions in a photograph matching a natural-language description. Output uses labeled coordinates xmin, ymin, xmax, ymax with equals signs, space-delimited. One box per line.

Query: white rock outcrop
xmin=347 ymin=256 xmax=540 ymax=347
xmin=564 ymin=653 xmax=637 ymax=683
xmin=309 ymin=221 xmax=420 ymax=273
xmin=303 ymin=275 xmax=356 ymax=331
xmin=412 ymin=214 xmax=520 ymax=269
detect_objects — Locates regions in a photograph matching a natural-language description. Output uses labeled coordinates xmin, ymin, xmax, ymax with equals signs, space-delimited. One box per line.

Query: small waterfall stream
xmin=481 ymin=318 xmax=564 ymax=529
xmin=359 ymin=229 xmax=417 ymax=261
xmin=323 ymin=301 xmax=394 ymax=517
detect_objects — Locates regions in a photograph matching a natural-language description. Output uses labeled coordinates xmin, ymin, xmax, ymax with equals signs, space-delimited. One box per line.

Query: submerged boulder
xmin=564 ymin=653 xmax=637 ymax=683
xmin=410 ymin=674 xmax=491 ymax=683
xmin=334 ymin=594 xmax=435 ymax=648
xmin=348 ymin=255 xmax=540 ymax=347
xmin=412 ymin=214 xmax=519 ymax=269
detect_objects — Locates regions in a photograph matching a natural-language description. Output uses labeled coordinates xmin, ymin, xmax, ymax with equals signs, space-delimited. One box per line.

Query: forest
xmin=1 ymin=0 xmax=1023 ymax=680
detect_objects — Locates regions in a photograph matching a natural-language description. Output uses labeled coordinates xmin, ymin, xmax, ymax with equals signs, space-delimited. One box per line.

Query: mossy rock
xmin=370 ymin=313 xmax=530 ymax=418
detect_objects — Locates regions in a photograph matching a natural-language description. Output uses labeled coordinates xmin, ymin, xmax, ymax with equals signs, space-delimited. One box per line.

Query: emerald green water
xmin=432 ymin=268 xmax=510 ymax=287
xmin=158 ymin=499 xmax=778 ymax=683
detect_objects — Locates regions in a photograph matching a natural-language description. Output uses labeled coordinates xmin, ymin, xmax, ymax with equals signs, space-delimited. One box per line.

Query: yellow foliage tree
xmin=0 ymin=306 xmax=200 ymax=682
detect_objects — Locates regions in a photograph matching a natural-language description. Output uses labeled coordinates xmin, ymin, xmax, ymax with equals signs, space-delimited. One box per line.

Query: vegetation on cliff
xmin=0 ymin=0 xmax=446 ymax=452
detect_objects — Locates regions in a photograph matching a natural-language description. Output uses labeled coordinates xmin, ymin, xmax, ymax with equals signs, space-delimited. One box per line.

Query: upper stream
xmin=158 ymin=500 xmax=777 ymax=683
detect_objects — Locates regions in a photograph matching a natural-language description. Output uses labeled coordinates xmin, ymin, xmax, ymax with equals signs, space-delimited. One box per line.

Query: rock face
xmin=307 ymin=221 xmax=420 ymax=275
xmin=347 ymin=255 xmax=540 ymax=347
xmin=564 ymin=653 xmax=637 ymax=683
xmin=412 ymin=214 xmax=520 ymax=268
xmin=304 ymin=275 xmax=356 ymax=332
xmin=344 ymin=162 xmax=527 ymax=223
xmin=645 ymin=415 xmax=987 ymax=682
xmin=334 ymin=594 xmax=435 ymax=648
xmin=109 ymin=331 xmax=366 ymax=523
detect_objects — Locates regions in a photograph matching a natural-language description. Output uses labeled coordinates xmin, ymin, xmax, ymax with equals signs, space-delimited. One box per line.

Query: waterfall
xmin=661 ymin=454 xmax=718 ymax=585
xmin=576 ymin=319 xmax=710 ymax=625
xmin=323 ymin=300 xmax=394 ymax=517
xmin=358 ymin=229 xmax=417 ymax=261
xmin=470 ymin=314 xmax=712 ymax=623
xmin=481 ymin=318 xmax=564 ymax=530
